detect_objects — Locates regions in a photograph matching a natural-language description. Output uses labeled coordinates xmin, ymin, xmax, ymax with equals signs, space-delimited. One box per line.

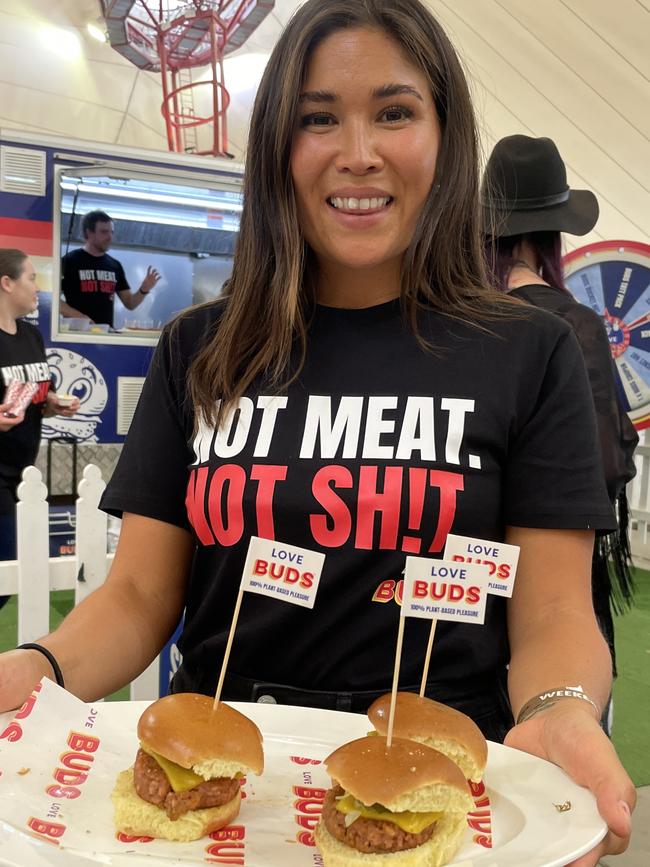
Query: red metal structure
xmin=100 ymin=1 xmax=275 ymax=157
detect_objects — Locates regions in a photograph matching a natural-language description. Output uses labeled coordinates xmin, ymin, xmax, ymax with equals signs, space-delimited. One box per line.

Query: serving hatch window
xmin=50 ymin=163 xmax=243 ymax=345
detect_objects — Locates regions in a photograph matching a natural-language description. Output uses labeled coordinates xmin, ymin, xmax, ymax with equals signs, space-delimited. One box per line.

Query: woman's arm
xmin=506 ymin=526 xmax=611 ymax=715
xmin=0 ymin=513 xmax=194 ymax=711
xmin=505 ymin=525 xmax=635 ymax=866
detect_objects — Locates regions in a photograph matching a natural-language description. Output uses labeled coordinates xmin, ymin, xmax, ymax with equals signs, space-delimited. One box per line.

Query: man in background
xmin=60 ymin=210 xmax=161 ymax=327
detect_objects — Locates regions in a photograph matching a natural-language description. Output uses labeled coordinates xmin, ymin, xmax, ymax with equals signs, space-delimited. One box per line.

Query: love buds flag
xmin=444 ymin=534 xmax=520 ymax=598
xmin=401 ymin=557 xmax=491 ymax=624
xmin=240 ymin=536 xmax=325 ymax=609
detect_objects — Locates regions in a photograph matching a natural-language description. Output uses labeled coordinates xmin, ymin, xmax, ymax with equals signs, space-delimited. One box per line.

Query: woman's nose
xmin=334 ymin=120 xmax=383 ymax=175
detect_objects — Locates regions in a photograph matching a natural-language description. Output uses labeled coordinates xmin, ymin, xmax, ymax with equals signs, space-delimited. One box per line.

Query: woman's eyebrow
xmin=372 ymin=83 xmax=424 ymax=101
xmin=298 ymin=83 xmax=424 ymax=104
xmin=299 ymin=90 xmax=336 ymax=104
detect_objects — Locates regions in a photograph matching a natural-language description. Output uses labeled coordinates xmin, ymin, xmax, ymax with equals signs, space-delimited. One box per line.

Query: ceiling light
xmin=60 ymin=180 xmax=243 ymax=213
xmin=38 ymin=26 xmax=82 ymax=59
xmin=87 ymin=17 xmax=108 ymax=43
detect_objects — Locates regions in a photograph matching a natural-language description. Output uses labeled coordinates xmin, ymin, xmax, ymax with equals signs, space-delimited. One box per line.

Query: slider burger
xmin=112 ymin=693 xmax=263 ymax=842
xmin=368 ymin=692 xmax=487 ymax=782
xmin=314 ymin=735 xmax=473 ymax=867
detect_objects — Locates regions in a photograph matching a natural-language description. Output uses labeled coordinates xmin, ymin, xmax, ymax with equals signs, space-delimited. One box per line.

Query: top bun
xmin=368 ymin=693 xmax=487 ymax=782
xmin=138 ymin=694 xmax=264 ymax=778
xmin=324 ymin=735 xmax=472 ymax=815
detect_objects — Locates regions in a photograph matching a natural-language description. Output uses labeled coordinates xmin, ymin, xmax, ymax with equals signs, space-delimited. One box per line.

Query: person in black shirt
xmin=481 ymin=135 xmax=638 ymax=713
xmin=0 ymin=248 xmax=79 ymax=604
xmin=60 ymin=210 xmax=160 ymax=327
xmin=0 ymin=3 xmax=635 ymax=860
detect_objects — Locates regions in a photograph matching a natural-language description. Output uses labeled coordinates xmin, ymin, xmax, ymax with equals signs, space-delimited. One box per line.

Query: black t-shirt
xmin=0 ymin=320 xmax=52 ymax=489
xmin=101 ymin=300 xmax=615 ymax=700
xmin=510 ymin=283 xmax=638 ymax=502
xmin=61 ymin=248 xmax=129 ymax=326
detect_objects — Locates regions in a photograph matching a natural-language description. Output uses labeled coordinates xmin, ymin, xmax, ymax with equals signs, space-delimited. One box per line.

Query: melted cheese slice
xmin=335 ymin=793 xmax=442 ymax=834
xmin=141 ymin=744 xmax=204 ymax=793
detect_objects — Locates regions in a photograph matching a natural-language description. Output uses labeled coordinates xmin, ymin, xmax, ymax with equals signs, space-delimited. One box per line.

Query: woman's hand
xmin=44 ymin=392 xmax=80 ymax=418
xmin=0 ymin=403 xmax=25 ymax=431
xmin=505 ymin=703 xmax=635 ymax=865
xmin=0 ymin=648 xmax=53 ymax=714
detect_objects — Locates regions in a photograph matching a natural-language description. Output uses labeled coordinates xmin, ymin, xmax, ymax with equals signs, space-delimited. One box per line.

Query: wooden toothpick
xmin=420 ymin=619 xmax=437 ymax=697
xmin=213 ymin=586 xmax=245 ymax=711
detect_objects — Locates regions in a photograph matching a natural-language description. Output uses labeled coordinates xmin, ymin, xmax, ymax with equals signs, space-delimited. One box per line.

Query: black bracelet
xmin=17 ymin=643 xmax=65 ymax=689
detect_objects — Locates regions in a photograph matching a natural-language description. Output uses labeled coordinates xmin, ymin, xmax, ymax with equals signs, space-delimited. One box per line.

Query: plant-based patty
xmin=322 ymin=786 xmax=437 ymax=854
xmin=133 ymin=749 xmax=240 ymax=820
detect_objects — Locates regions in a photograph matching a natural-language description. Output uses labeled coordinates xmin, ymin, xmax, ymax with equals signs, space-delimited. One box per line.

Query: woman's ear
xmin=0 ymin=274 xmax=13 ymax=294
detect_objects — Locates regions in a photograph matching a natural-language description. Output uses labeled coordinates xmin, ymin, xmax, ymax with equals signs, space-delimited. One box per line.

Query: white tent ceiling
xmin=0 ymin=0 xmax=648 ymax=249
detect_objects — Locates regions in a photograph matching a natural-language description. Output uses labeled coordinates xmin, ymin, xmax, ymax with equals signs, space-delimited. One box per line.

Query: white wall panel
xmin=496 ymin=0 xmax=650 ymax=140
xmin=567 ymin=0 xmax=650 ymax=80
xmin=440 ymin=0 xmax=650 ymax=185
xmin=124 ymin=70 xmax=168 ymax=140
xmin=115 ymin=115 xmax=167 ymax=151
xmin=429 ymin=0 xmax=650 ymax=241
xmin=0 ymin=80 xmax=122 ymax=141
xmin=0 ymin=38 xmax=136 ymax=112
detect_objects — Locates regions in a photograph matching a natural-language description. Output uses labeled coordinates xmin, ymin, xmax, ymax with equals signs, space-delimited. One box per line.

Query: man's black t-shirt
xmin=61 ymin=248 xmax=129 ymax=326
xmin=101 ymin=300 xmax=615 ymax=703
xmin=0 ymin=321 xmax=52 ymax=489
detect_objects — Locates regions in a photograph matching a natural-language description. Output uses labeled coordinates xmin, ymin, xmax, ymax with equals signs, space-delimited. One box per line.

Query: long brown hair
xmin=188 ymin=0 xmax=517 ymax=426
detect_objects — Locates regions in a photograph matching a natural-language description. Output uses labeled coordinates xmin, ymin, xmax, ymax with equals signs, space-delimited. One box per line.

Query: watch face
xmin=564 ymin=241 xmax=650 ymax=430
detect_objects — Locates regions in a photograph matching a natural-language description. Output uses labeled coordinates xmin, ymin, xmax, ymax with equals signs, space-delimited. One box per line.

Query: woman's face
xmin=290 ymin=27 xmax=441 ymax=279
xmin=7 ymin=259 xmax=38 ymax=316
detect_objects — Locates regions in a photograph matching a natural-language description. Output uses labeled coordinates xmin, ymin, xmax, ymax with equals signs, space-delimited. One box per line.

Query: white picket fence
xmin=0 ymin=464 xmax=159 ymax=700
xmin=628 ymin=429 xmax=650 ymax=567
xmin=2 ymin=443 xmax=650 ymax=706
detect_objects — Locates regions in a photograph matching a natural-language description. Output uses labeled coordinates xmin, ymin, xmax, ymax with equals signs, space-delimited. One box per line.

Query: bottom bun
xmin=314 ymin=810 xmax=467 ymax=867
xmin=112 ymin=768 xmax=241 ymax=842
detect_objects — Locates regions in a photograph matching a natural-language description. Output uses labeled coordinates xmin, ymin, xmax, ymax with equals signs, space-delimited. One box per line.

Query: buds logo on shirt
xmin=186 ymin=395 xmax=480 ymax=554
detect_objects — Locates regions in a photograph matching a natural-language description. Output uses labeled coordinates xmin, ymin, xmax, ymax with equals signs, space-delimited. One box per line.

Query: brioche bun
xmin=368 ymin=692 xmax=487 ymax=782
xmin=314 ymin=810 xmax=468 ymax=867
xmin=137 ymin=693 xmax=264 ymax=778
xmin=324 ymin=736 xmax=472 ymax=814
xmin=112 ymin=694 xmax=263 ymax=842
xmin=316 ymin=737 xmax=472 ymax=866
xmin=112 ymin=769 xmax=241 ymax=842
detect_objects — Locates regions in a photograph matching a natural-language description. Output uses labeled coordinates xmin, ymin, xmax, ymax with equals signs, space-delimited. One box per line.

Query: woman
xmin=0 ymin=249 xmax=80 ymax=594
xmin=0 ymin=2 xmax=634 ymax=862
xmin=482 ymin=135 xmax=638 ymax=691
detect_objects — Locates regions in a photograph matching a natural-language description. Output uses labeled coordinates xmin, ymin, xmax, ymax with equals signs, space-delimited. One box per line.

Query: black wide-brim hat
xmin=481 ymin=134 xmax=599 ymax=238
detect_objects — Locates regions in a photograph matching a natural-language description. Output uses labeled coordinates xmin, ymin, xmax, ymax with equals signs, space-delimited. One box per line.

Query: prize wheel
xmin=564 ymin=240 xmax=650 ymax=430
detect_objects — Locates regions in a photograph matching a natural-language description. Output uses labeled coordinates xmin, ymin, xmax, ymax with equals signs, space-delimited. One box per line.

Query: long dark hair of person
xmin=187 ymin=0 xmax=520 ymax=427
xmin=484 ymin=230 xmax=568 ymax=294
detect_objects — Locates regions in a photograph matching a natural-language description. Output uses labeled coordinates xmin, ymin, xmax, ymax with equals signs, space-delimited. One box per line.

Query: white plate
xmin=0 ymin=701 xmax=606 ymax=867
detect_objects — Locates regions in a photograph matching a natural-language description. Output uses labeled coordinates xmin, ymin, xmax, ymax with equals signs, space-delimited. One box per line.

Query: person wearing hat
xmin=482 ymin=134 xmax=638 ymax=728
